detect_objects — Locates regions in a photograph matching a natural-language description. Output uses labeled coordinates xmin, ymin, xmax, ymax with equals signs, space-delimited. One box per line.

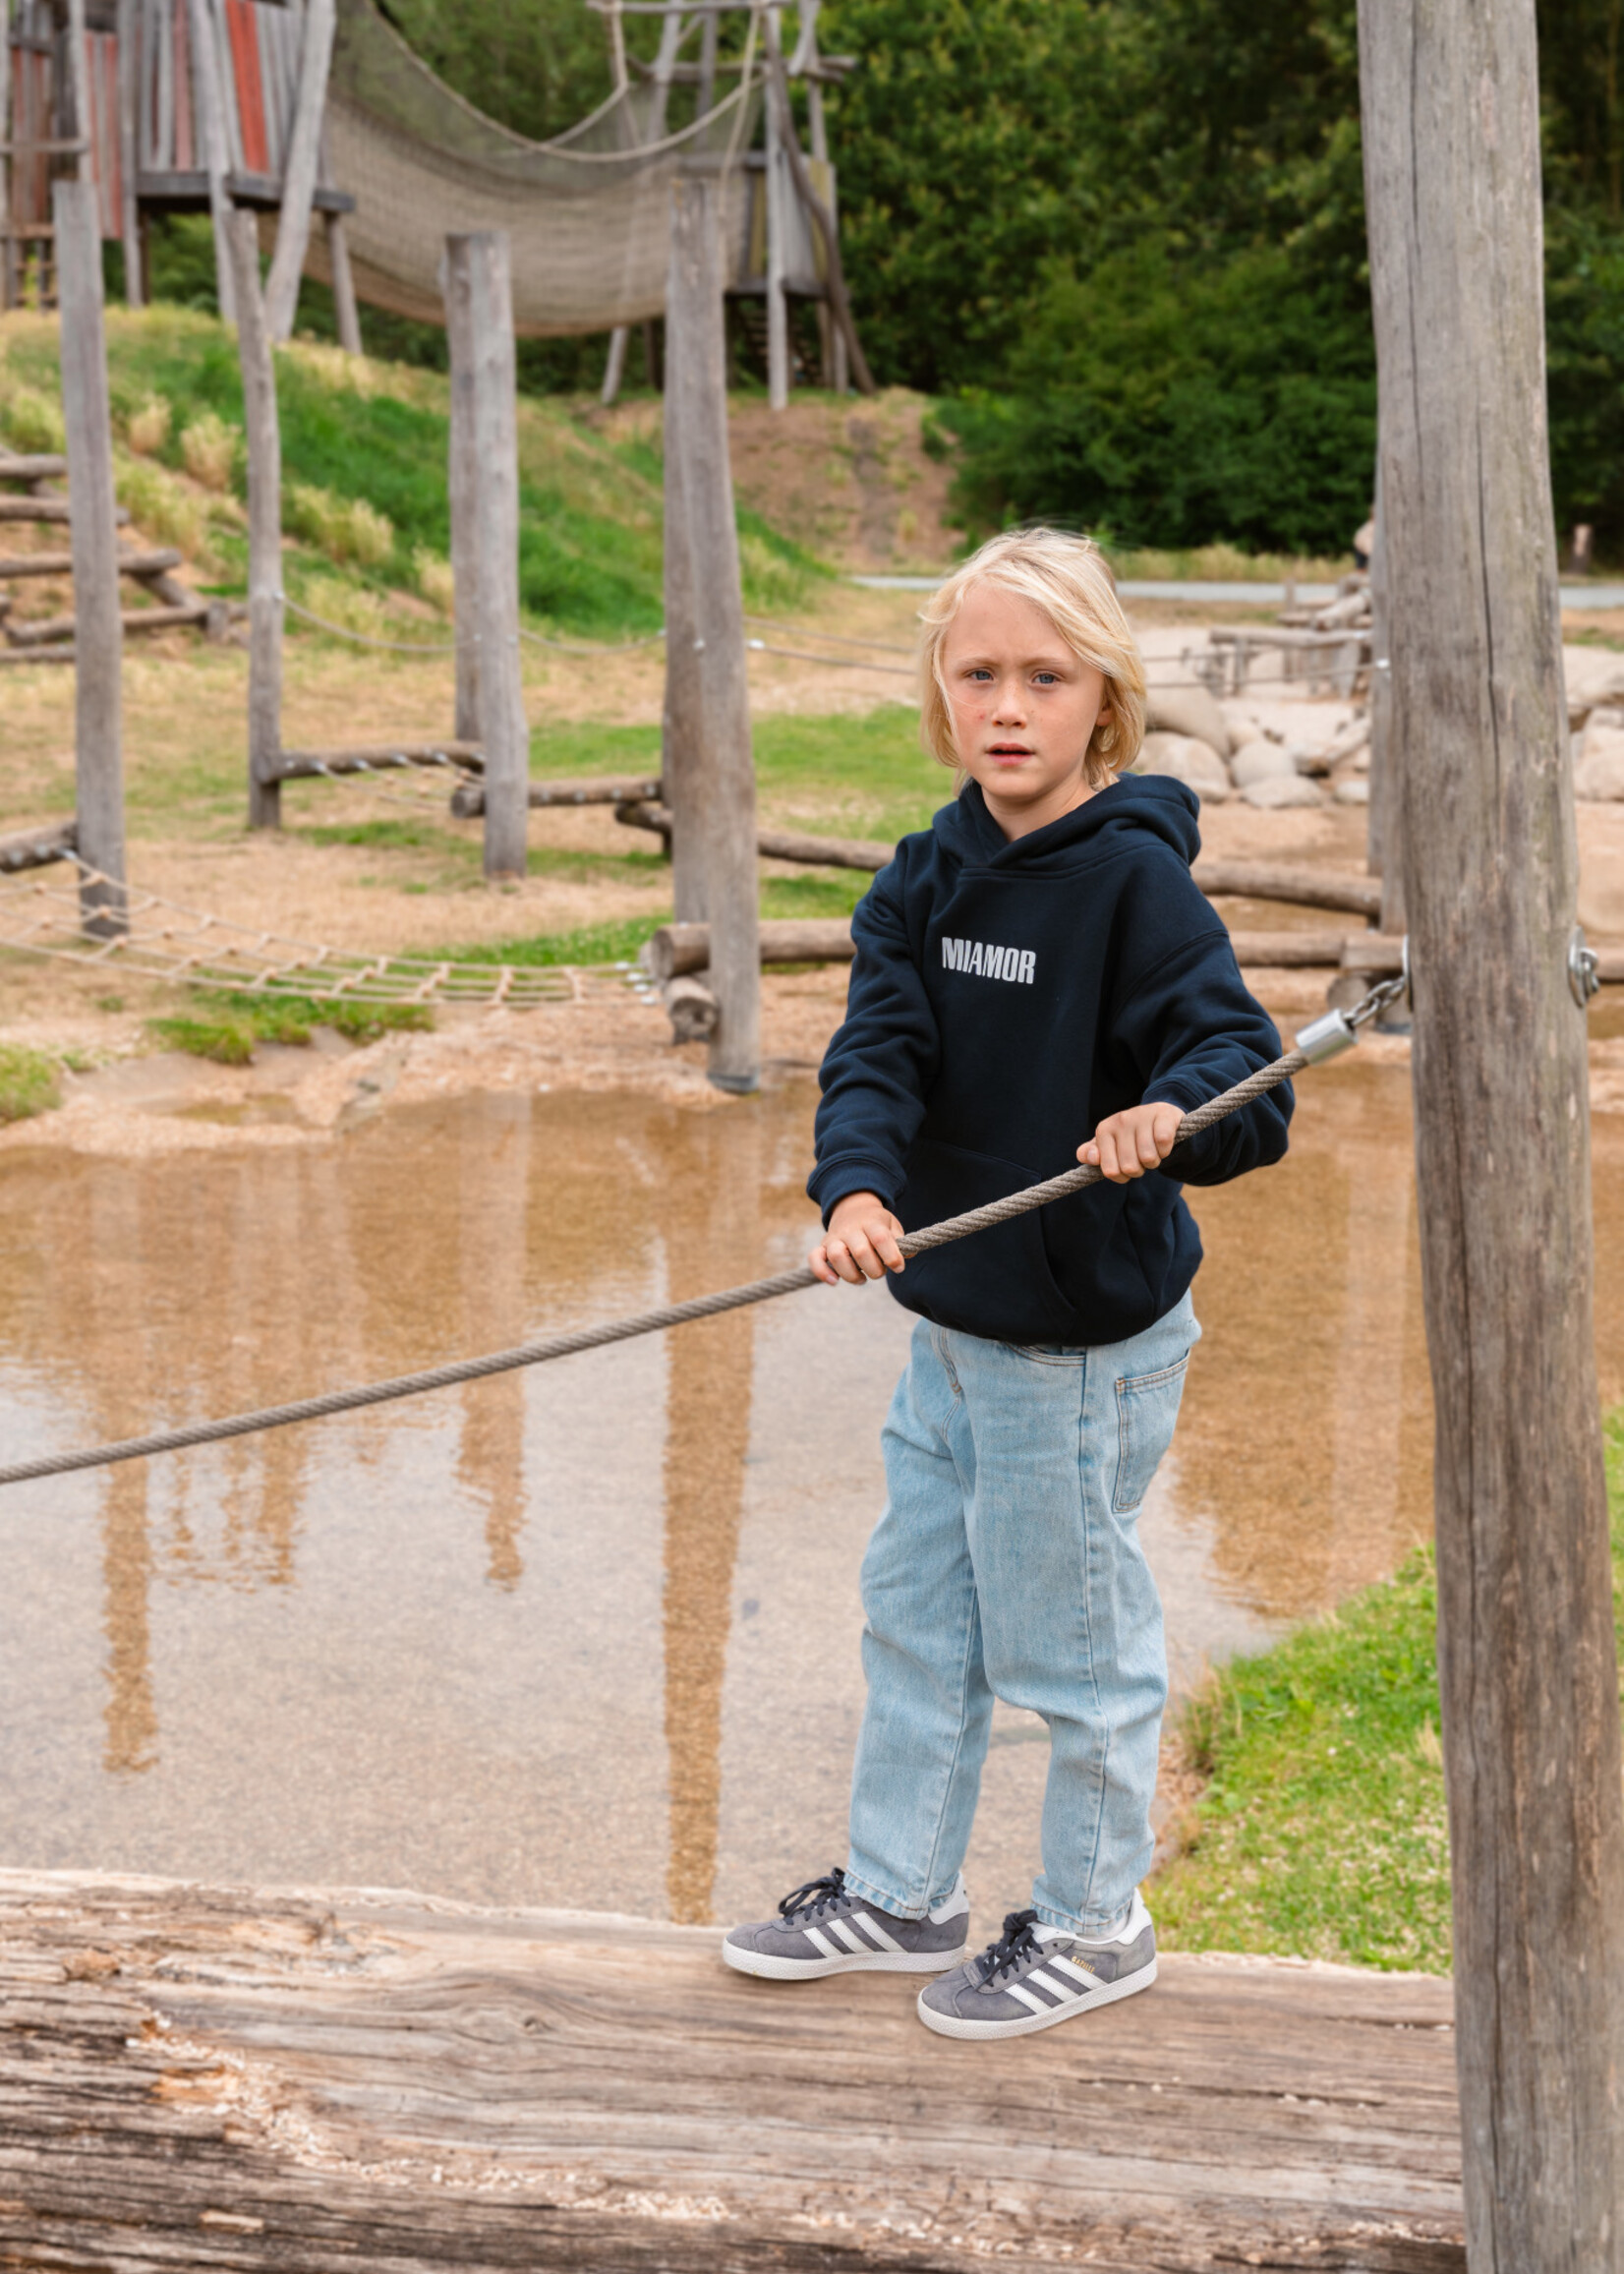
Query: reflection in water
xmin=0 ymin=1059 xmax=1619 ymax=1913
xmin=661 ymin=1109 xmax=762 ymax=1924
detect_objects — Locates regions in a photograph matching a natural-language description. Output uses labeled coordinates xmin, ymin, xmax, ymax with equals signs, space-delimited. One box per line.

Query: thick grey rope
xmin=0 ymin=1052 xmax=1307 ymax=1489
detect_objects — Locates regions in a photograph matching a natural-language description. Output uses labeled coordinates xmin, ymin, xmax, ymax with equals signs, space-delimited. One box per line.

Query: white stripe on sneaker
xmin=802 ymin=1927 xmax=840 ymax=1959
xmin=1022 ymin=1966 xmax=1076 ymax=2003
xmin=852 ymin=1910 xmax=904 ymax=1953
xmin=1046 ymin=1954 xmax=1099 ymax=1989
xmin=827 ymin=1918 xmax=867 ymax=1953
xmin=1004 ymin=1983 xmax=1052 ymax=2015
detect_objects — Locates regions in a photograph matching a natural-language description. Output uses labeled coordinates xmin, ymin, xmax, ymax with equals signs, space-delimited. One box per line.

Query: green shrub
xmin=0 ymin=1045 xmax=61 ymax=1124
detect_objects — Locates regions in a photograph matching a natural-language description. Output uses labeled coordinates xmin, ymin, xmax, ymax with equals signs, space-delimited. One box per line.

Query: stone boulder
xmin=1241 ymin=774 xmax=1327 ymax=811
xmin=1575 ymin=710 xmax=1624 ymax=801
xmin=1135 ymin=731 xmax=1232 ymax=801
xmin=1333 ymin=777 xmax=1370 ymax=806
xmin=1144 ymin=683 xmax=1234 ymax=756
xmin=1230 ymin=738 xmax=1299 ymax=789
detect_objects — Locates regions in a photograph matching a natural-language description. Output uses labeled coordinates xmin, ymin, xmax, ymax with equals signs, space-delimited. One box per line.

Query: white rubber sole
xmin=722 ymin=1938 xmax=968 ymax=1982
xmin=916 ymin=1954 xmax=1157 ymax=2039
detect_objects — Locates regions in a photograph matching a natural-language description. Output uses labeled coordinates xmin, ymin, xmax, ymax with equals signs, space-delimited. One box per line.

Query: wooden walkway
xmin=0 ymin=1870 xmax=1465 ymax=2272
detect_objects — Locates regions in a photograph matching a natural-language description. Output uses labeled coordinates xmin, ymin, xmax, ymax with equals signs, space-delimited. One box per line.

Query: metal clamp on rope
xmin=1293 ymin=938 xmax=1411 ymax=1064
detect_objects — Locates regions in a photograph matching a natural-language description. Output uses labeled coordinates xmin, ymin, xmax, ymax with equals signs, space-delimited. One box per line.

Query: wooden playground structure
xmin=0 ymin=0 xmax=1622 ymax=2265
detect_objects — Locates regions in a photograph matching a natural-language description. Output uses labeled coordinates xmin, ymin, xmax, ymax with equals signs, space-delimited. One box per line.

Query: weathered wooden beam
xmin=0 ymin=452 xmax=69 ymax=482
xmin=262 ymin=0 xmax=335 ymax=341
xmin=443 ymin=233 xmax=527 ymax=882
xmin=1191 ymin=859 xmax=1382 ymax=919
xmin=665 ymin=170 xmax=760 ymax=1091
xmin=323 ymin=210 xmax=363 ymax=354
xmin=1359 ymin=0 xmax=1624 ymax=2261
xmin=228 ymin=211 xmax=284 ymax=832
xmin=451 ymin=772 xmax=663 ymax=817
xmin=0 ymin=819 xmax=77 ymax=871
xmin=0 ymin=644 xmax=77 ymax=667
xmin=7 ymin=601 xmax=208 ymax=644
xmin=54 ymin=179 xmax=125 ymax=940
xmin=647 ymin=918 xmax=856 ymax=979
xmin=0 ymin=547 xmax=184 ymax=581
xmin=184 ymin=0 xmax=236 ymax=322
xmin=0 ymin=496 xmax=131 ymax=523
xmin=115 ymin=0 xmax=143 ymax=304
xmin=442 ymin=240 xmax=482 ymax=747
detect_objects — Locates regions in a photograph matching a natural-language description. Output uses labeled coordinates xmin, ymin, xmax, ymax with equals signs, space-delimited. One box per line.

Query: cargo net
xmin=305 ymin=0 xmax=763 ymax=336
xmin=0 ymin=860 xmax=654 ymax=1009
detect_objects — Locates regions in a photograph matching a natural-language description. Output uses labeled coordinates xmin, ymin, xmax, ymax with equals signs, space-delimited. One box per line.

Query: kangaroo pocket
xmin=895 ymin=1137 xmax=1076 ymax=1344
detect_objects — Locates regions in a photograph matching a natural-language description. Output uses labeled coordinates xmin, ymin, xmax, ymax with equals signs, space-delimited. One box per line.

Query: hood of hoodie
xmin=931 ymin=771 xmax=1202 ymax=876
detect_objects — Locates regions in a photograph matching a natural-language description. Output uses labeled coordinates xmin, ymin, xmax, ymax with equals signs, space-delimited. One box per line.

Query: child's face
xmin=940 ymin=584 xmax=1109 ymax=839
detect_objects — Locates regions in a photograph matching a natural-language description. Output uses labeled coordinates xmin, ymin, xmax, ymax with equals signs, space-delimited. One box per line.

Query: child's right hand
xmin=811 ymin=1192 xmax=906 ymax=1285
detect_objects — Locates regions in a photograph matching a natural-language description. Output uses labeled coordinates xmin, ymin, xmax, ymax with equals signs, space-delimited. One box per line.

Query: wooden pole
xmin=0 ymin=0 xmax=14 ymax=312
xmin=227 ymin=208 xmax=283 ymax=831
xmin=185 ymin=0 xmax=235 ymax=322
xmin=441 ymin=239 xmax=481 ymax=751
xmin=1364 ymin=465 xmax=1406 ymax=931
xmin=115 ymin=0 xmax=143 ymax=303
xmin=54 ymin=177 xmax=125 ymax=936
xmin=262 ymin=0 xmax=335 ymax=343
xmin=443 ymin=231 xmax=526 ymax=881
xmin=65 ymin=0 xmax=89 ymax=182
xmin=762 ymin=12 xmax=789 ymax=411
xmin=664 ymin=167 xmax=759 ymax=1091
xmin=1358 ymin=2 xmax=1624 ymax=2263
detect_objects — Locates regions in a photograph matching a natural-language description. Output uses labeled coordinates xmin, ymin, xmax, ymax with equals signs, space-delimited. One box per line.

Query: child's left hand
xmin=1078 ymin=1102 xmax=1184 ymax=1183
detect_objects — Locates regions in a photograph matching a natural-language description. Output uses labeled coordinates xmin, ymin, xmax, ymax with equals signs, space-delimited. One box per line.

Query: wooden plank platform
xmin=0 ymin=1870 xmax=1465 ymax=2272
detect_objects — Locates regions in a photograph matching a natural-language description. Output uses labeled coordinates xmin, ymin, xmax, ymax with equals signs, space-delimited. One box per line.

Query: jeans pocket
xmin=1113 ymin=1353 xmax=1190 ymax=1514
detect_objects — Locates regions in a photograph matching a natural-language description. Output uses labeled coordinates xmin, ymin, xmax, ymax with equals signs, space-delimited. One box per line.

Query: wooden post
xmin=442 ymin=239 xmax=480 ymax=749
xmin=762 ymin=13 xmax=789 ymax=411
xmin=601 ymin=325 xmax=629 ymax=407
xmin=185 ymin=0 xmax=235 ymax=322
xmin=65 ymin=0 xmax=89 ymax=182
xmin=262 ymin=0 xmax=335 ymax=342
xmin=1364 ymin=467 xmax=1406 ymax=931
xmin=1358 ymin=2 xmax=1624 ymax=2263
xmin=54 ymin=178 xmax=125 ymax=936
xmin=115 ymin=0 xmax=143 ymax=303
xmin=443 ymin=231 xmax=526 ymax=881
xmin=322 ymin=211 xmax=362 ymax=354
xmin=227 ymin=209 xmax=283 ymax=831
xmin=0 ymin=0 xmax=13 ymax=312
xmin=664 ymin=167 xmax=759 ymax=1091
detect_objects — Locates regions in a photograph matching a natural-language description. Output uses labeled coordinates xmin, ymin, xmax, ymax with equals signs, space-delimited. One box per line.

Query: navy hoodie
xmin=807 ymin=772 xmax=1292 ymax=1348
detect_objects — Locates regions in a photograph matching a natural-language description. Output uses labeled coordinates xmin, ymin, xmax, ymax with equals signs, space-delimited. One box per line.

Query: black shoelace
xmin=778 ymin=1866 xmax=851 ymax=1923
xmin=977 ymin=1906 xmax=1042 ymax=1984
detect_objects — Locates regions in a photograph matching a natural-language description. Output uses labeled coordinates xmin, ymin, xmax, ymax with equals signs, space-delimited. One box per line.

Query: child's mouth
xmin=988 ymin=744 xmax=1033 ymax=761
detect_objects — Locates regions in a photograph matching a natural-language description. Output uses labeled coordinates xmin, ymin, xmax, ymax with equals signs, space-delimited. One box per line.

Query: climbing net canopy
xmin=309 ymin=0 xmax=762 ymax=337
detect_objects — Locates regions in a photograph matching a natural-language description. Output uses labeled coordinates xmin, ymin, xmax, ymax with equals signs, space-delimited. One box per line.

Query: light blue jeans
xmin=844 ymin=1294 xmax=1198 ymax=1935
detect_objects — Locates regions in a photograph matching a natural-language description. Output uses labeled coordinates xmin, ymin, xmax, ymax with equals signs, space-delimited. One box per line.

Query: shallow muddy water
xmin=2 ymin=1063 xmax=1621 ymax=1926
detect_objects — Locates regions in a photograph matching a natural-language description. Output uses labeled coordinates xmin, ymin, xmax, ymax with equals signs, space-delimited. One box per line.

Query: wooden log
xmin=646 ymin=918 xmax=855 ymax=980
xmin=443 ymin=233 xmax=526 ymax=882
xmin=0 ymin=0 xmax=11 ymax=313
xmin=227 ymin=210 xmax=283 ymax=832
xmin=0 ymin=1868 xmax=1468 ymax=2273
xmin=1192 ymin=858 xmax=1382 ymax=919
xmin=0 ymin=644 xmax=77 ymax=666
xmin=261 ymin=0 xmax=334 ymax=341
xmin=450 ymin=772 xmax=662 ymax=818
xmin=0 ymin=496 xmax=130 ymax=523
xmin=1359 ymin=2 xmax=1624 ymax=2261
xmin=665 ymin=170 xmax=760 ymax=1091
xmin=0 ymin=818 xmax=77 ymax=871
xmin=268 ymin=741 xmax=483 ymax=783
xmin=0 ymin=546 xmax=183 ymax=581
xmin=54 ymin=179 xmax=126 ymax=942
xmin=7 ymin=601 xmax=208 ymax=644
xmin=0 ymin=452 xmax=69 ymax=482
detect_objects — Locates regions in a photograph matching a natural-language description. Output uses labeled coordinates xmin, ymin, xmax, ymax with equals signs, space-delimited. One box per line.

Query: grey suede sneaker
xmin=723 ymin=1867 xmax=971 ymax=1981
xmin=917 ymin=1891 xmax=1157 ymax=2039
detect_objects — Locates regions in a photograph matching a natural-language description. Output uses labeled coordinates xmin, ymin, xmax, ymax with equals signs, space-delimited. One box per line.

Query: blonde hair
xmin=918 ymin=527 xmax=1146 ymax=788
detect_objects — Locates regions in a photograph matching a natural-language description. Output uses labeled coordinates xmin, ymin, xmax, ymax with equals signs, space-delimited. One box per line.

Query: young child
xmin=723 ymin=527 xmax=1292 ymax=2040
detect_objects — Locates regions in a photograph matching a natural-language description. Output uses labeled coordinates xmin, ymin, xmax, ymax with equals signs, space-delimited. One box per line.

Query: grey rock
xmin=1241 ymin=774 xmax=1327 ymax=810
xmin=1135 ymin=730 xmax=1231 ymax=800
xmin=1230 ymin=738 xmax=1301 ymax=788
xmin=1333 ymin=777 xmax=1371 ymax=805
xmin=1144 ymin=683 xmax=1234 ymax=756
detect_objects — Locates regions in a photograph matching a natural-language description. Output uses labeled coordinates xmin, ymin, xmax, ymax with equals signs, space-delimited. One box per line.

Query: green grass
xmin=0 ymin=1045 xmax=61 ymax=1124
xmin=148 ymin=995 xmax=434 ymax=1062
xmin=1153 ymin=1412 xmax=1624 ymax=1973
xmin=1 ymin=308 xmax=825 ymax=638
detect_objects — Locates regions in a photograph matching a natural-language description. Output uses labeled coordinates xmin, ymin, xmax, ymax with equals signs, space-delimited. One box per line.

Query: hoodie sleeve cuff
xmin=807 ymin=1158 xmax=902 ymax=1228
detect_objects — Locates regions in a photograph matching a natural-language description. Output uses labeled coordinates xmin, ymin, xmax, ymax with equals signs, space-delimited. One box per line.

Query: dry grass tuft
xmin=180 ymin=411 xmax=238 ymax=493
